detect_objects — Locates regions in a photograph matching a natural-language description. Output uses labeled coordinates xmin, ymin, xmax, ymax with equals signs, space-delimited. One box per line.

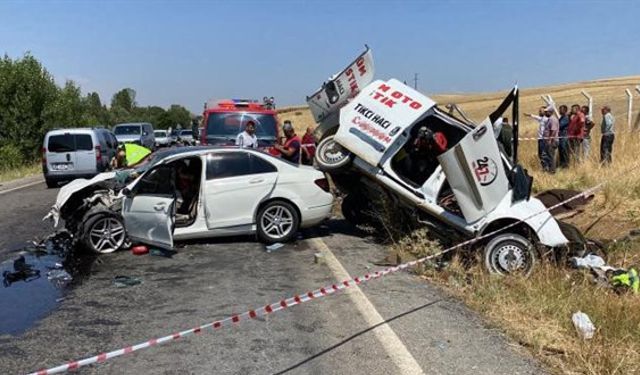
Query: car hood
xmin=44 ymin=172 xmax=117 ymax=227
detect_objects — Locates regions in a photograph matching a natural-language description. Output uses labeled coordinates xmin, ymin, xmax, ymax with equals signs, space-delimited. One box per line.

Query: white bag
xmin=572 ymin=311 xmax=595 ymax=339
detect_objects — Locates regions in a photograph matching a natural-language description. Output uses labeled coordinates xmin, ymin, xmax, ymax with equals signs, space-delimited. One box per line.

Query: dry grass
xmin=283 ymin=76 xmax=640 ymax=374
xmin=0 ymin=163 xmax=40 ymax=183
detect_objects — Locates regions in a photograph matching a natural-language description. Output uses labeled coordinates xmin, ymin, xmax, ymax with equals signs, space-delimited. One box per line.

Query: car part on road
xmin=483 ymin=233 xmax=536 ymax=276
xmin=315 ymin=135 xmax=353 ymax=171
xmin=81 ymin=208 xmax=126 ymax=254
xmin=131 ymin=245 xmax=149 ymax=256
xmin=46 ymin=269 xmax=72 ymax=288
xmin=113 ymin=275 xmax=142 ymax=288
xmin=149 ymin=248 xmax=177 ymax=258
xmin=265 ymin=242 xmax=285 ymax=253
xmin=257 ymin=200 xmax=300 ymax=243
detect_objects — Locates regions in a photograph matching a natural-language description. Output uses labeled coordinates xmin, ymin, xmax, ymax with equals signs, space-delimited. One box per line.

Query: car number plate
xmin=53 ymin=163 xmax=70 ymax=171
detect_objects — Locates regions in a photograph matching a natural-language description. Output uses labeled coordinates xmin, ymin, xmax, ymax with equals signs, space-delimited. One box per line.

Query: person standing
xmin=600 ymin=106 xmax=615 ymax=165
xmin=235 ymin=120 xmax=258 ymax=149
xmin=498 ymin=117 xmax=514 ymax=160
xmin=524 ymin=106 xmax=549 ymax=171
xmin=557 ymin=105 xmax=570 ymax=168
xmin=274 ymin=122 xmax=302 ymax=163
xmin=568 ymin=104 xmax=585 ymax=163
xmin=543 ymin=106 xmax=559 ymax=173
xmin=582 ymin=105 xmax=595 ymax=160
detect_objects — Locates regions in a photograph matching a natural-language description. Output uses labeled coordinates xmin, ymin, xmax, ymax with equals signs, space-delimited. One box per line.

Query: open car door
xmin=335 ymin=78 xmax=436 ymax=166
xmin=306 ymin=47 xmax=375 ymax=125
xmin=437 ymin=120 xmax=509 ymax=223
xmin=121 ymin=164 xmax=175 ymax=249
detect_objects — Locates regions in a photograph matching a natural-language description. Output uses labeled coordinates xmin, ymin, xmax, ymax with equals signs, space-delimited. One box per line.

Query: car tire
xmin=483 ymin=233 xmax=536 ymax=276
xmin=45 ymin=178 xmax=58 ymax=189
xmin=315 ymin=135 xmax=352 ymax=171
xmin=256 ymin=200 xmax=300 ymax=244
xmin=81 ymin=209 xmax=127 ymax=254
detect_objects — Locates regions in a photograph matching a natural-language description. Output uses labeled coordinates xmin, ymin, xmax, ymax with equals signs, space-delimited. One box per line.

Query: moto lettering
xmin=373 ymin=83 xmax=422 ymax=110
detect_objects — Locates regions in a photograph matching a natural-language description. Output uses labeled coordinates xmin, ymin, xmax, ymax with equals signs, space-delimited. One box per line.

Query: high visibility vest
xmin=611 ymin=268 xmax=639 ymax=293
xmin=125 ymin=144 xmax=152 ymax=166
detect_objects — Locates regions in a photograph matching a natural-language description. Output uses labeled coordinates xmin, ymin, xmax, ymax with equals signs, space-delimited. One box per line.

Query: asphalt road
xmin=0 ymin=179 xmax=545 ymax=374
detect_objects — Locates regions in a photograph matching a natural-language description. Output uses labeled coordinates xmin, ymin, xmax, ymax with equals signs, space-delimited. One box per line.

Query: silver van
xmin=42 ymin=128 xmax=118 ymax=188
xmin=113 ymin=122 xmax=155 ymax=150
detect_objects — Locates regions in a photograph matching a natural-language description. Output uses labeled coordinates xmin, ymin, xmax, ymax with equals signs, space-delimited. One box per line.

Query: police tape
xmin=27 ymin=173 xmax=619 ymax=375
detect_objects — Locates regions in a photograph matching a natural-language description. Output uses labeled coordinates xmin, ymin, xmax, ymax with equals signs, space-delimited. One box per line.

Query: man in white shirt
xmin=524 ymin=106 xmax=549 ymax=170
xmin=236 ymin=120 xmax=258 ymax=149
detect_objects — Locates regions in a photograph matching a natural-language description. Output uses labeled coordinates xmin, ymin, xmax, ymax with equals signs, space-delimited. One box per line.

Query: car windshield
xmin=154 ymin=131 xmax=166 ymax=137
xmin=114 ymin=125 xmax=141 ymax=135
xmin=180 ymin=130 xmax=193 ymax=136
xmin=206 ymin=112 xmax=277 ymax=139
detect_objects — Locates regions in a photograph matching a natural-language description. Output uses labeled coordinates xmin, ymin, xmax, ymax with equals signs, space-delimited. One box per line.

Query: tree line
xmin=0 ymin=53 xmax=194 ymax=169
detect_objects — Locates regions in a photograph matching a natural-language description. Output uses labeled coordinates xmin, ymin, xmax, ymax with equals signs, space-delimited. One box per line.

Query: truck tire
xmin=483 ymin=233 xmax=536 ymax=276
xmin=315 ymin=135 xmax=352 ymax=171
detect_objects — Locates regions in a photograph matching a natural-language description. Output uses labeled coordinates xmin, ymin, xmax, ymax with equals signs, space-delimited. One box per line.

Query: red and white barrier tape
xmin=29 ymin=163 xmax=636 ymax=375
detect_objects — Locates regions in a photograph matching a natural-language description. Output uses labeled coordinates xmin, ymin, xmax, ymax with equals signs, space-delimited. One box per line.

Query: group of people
xmin=235 ymin=120 xmax=316 ymax=165
xmin=526 ymin=104 xmax=615 ymax=173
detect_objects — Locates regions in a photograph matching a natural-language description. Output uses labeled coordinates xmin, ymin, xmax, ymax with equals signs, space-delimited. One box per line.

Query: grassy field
xmin=278 ymin=75 xmax=640 ymax=375
xmin=0 ymin=163 xmax=40 ymax=184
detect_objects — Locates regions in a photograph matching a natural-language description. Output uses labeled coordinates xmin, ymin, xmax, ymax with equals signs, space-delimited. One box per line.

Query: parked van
xmin=113 ymin=122 xmax=155 ymax=150
xmin=42 ymin=128 xmax=118 ymax=188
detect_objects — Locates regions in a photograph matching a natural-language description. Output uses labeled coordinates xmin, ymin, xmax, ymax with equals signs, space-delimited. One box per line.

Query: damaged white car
xmin=308 ymin=48 xmax=569 ymax=275
xmin=45 ymin=147 xmax=334 ymax=254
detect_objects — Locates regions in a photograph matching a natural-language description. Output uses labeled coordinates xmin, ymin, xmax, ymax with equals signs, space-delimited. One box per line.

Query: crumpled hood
xmin=43 ymin=172 xmax=117 ymax=227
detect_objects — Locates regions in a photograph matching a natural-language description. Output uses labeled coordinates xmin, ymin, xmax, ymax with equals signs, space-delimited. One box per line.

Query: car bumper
xmin=300 ymin=202 xmax=333 ymax=228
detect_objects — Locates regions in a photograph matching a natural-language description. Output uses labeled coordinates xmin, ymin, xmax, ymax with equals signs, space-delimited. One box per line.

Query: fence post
xmin=626 ymin=89 xmax=633 ymax=130
xmin=581 ymin=90 xmax=593 ymax=120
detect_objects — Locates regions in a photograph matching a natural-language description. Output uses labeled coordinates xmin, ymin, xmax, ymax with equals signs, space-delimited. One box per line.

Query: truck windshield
xmin=114 ymin=125 xmax=141 ymax=135
xmin=206 ymin=113 xmax=277 ymax=139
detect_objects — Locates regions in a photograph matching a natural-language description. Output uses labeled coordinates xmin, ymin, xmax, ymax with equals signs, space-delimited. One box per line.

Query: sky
xmin=1 ymin=0 xmax=638 ymax=114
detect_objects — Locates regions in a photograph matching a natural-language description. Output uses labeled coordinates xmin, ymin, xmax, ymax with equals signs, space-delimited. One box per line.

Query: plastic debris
xmin=570 ymin=254 xmax=606 ymax=269
xmin=150 ymin=248 xmax=177 ymax=258
xmin=113 ymin=275 xmax=142 ymax=288
xmin=265 ymin=243 xmax=284 ymax=253
xmin=572 ymin=311 xmax=595 ymax=339
xmin=131 ymin=245 xmax=149 ymax=256
xmin=47 ymin=269 xmax=73 ymax=289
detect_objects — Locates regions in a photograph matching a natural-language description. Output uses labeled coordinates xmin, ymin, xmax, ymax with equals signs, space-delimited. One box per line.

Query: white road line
xmin=0 ymin=179 xmax=43 ymax=195
xmin=309 ymin=237 xmax=426 ymax=375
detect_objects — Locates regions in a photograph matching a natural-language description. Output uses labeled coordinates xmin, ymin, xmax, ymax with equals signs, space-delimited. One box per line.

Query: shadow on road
xmin=272 ymin=299 xmax=443 ymax=375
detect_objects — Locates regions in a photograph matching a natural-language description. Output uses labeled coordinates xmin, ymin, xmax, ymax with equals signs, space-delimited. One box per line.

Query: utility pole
xmin=413 ymin=73 xmax=418 ymax=90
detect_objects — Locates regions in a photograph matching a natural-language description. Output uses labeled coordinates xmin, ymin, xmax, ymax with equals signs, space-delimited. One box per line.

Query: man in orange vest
xmin=274 ymin=121 xmax=302 ymax=163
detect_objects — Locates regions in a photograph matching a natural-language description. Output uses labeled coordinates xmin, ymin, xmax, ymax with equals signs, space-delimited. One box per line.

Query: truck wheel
xmin=483 ymin=233 xmax=536 ymax=276
xmin=257 ymin=200 xmax=300 ymax=244
xmin=81 ymin=209 xmax=126 ymax=254
xmin=315 ymin=135 xmax=352 ymax=171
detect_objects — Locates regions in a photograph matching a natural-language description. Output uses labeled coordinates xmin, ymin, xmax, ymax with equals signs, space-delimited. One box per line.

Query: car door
xmin=437 ymin=120 xmax=510 ymax=223
xmin=203 ymin=152 xmax=278 ymax=229
xmin=334 ymin=79 xmax=436 ymax=167
xmin=121 ymin=164 xmax=176 ymax=248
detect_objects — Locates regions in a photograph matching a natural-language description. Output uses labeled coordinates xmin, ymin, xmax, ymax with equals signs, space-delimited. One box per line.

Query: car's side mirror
xmin=122 ymin=187 xmax=133 ymax=198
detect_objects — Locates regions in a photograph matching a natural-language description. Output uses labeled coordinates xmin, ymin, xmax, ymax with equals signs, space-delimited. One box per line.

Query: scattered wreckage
xmin=307 ymin=47 xmax=573 ymax=275
xmin=44 ymin=147 xmax=334 ymax=254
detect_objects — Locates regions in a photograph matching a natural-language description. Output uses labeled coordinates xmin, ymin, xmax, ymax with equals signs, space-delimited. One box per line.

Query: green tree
xmin=0 ymin=53 xmax=59 ymax=163
xmin=48 ymin=80 xmax=86 ymax=128
xmin=110 ymin=88 xmax=136 ymax=113
xmin=158 ymin=104 xmax=192 ymax=130
xmin=84 ymin=91 xmax=109 ymax=125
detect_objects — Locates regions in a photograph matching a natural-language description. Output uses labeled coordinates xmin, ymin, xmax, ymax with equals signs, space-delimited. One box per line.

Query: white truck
xmin=309 ymin=48 xmax=569 ymax=275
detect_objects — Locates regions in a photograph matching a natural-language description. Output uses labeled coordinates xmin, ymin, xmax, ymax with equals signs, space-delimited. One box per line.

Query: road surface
xmin=0 ymin=179 xmax=545 ymax=374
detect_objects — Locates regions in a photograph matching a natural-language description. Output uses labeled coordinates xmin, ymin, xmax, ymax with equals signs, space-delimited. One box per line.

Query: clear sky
xmin=1 ymin=0 xmax=638 ymax=114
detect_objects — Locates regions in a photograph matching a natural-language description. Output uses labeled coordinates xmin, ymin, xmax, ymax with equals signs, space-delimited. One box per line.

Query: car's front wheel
xmin=483 ymin=233 xmax=536 ymax=276
xmin=81 ymin=209 xmax=127 ymax=254
xmin=315 ymin=135 xmax=352 ymax=171
xmin=257 ymin=200 xmax=300 ymax=244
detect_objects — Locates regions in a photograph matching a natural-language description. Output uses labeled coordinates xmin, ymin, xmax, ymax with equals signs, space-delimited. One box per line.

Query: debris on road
xmin=113 ymin=275 xmax=142 ymax=288
xmin=572 ymin=311 xmax=596 ymax=339
xmin=265 ymin=243 xmax=284 ymax=253
xmin=570 ymin=254 xmax=606 ymax=269
xmin=150 ymin=248 xmax=177 ymax=258
xmin=131 ymin=245 xmax=149 ymax=256
xmin=2 ymin=256 xmax=41 ymax=286
xmin=46 ymin=269 xmax=72 ymax=288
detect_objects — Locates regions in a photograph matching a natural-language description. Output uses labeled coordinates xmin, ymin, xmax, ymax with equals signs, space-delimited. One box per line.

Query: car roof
xmin=114 ymin=122 xmax=150 ymax=127
xmin=46 ymin=128 xmax=102 ymax=135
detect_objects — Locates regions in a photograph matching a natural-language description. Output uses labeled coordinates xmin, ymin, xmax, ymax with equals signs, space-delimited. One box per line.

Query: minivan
xmin=113 ymin=122 xmax=155 ymax=150
xmin=42 ymin=128 xmax=118 ymax=188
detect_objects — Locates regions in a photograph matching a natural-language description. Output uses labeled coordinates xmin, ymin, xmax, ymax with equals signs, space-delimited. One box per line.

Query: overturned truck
xmin=308 ymin=48 xmax=569 ymax=275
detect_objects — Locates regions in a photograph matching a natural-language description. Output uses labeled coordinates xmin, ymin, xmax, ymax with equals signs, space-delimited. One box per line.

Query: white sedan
xmin=46 ymin=147 xmax=334 ymax=253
